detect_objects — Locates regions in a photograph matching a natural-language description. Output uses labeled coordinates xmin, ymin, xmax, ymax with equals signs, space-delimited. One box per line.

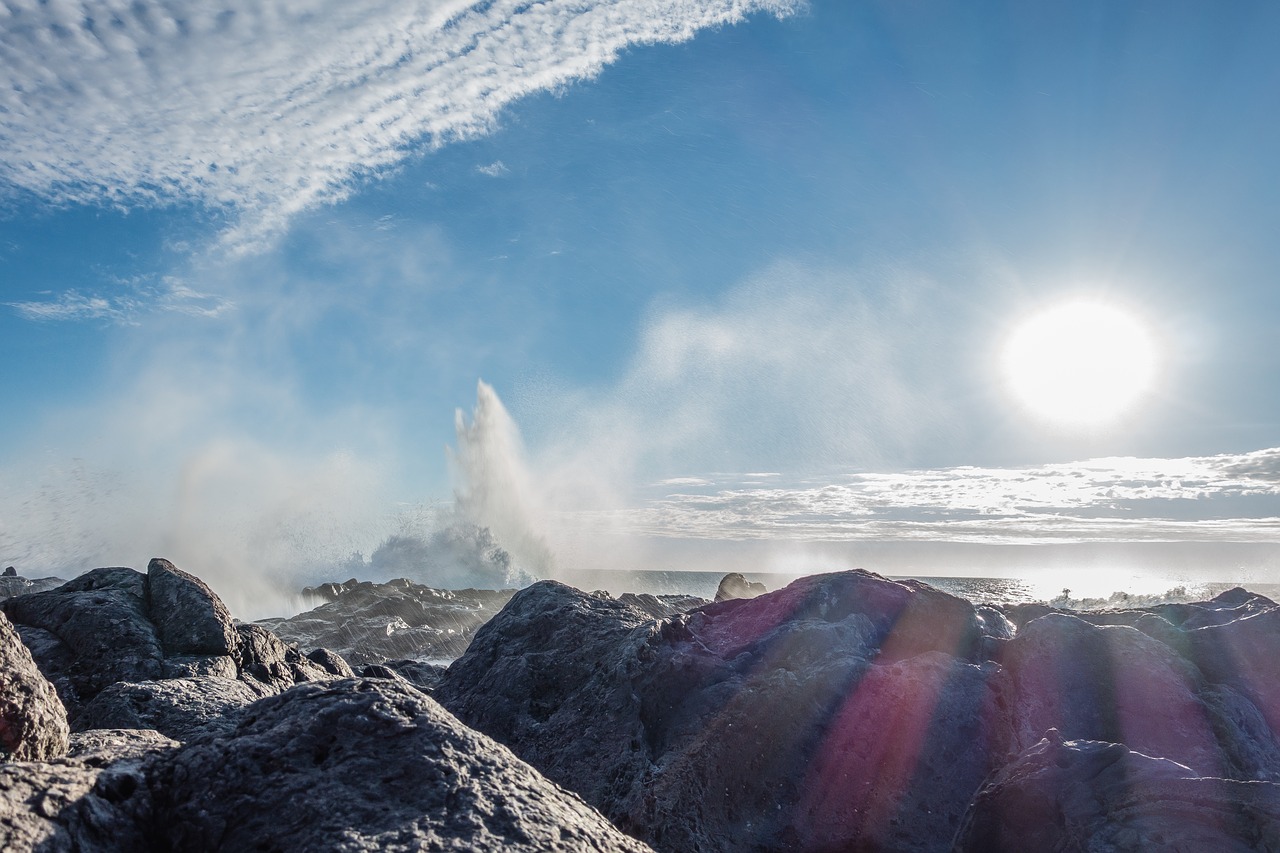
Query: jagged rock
xmin=713 ymin=572 xmax=767 ymax=602
xmin=1 ymin=568 xmax=164 ymax=718
xmin=75 ymin=677 xmax=260 ymax=741
xmin=0 ymin=609 xmax=69 ymax=761
xmin=160 ymin=654 xmax=238 ymax=680
xmin=256 ymin=579 xmax=516 ymax=666
xmin=955 ymin=731 xmax=1280 ymax=851
xmin=995 ymin=613 xmax=1225 ymax=776
xmin=437 ymin=571 xmax=989 ymax=852
xmin=0 ymin=574 xmax=67 ymax=601
xmin=305 ymin=647 xmax=356 ymax=678
xmin=616 ymin=592 xmax=706 ymax=620
xmin=1190 ymin=607 xmax=1280 ymax=735
xmin=235 ymin=624 xmax=333 ymax=697
xmin=380 ymin=659 xmax=446 ymax=692
xmin=144 ymin=678 xmax=655 ymax=853
xmin=145 ymin=558 xmax=238 ymax=657
xmin=0 ymin=728 xmax=174 ymax=852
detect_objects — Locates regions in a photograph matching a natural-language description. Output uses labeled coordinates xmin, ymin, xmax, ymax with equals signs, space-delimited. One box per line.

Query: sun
xmin=1002 ymin=300 xmax=1158 ymax=428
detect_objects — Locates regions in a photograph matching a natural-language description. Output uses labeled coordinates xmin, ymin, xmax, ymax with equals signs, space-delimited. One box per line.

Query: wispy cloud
xmin=6 ymin=278 xmax=234 ymax=325
xmin=475 ymin=160 xmax=510 ymax=178
xmin=588 ymin=449 xmax=1280 ymax=545
xmin=0 ymin=0 xmax=800 ymax=252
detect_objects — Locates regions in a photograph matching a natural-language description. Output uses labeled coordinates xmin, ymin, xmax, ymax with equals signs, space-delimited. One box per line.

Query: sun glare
xmin=1002 ymin=300 xmax=1158 ymax=428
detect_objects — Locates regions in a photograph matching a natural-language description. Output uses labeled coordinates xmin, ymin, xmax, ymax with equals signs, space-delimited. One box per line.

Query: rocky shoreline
xmin=2 ymin=559 xmax=1280 ymax=850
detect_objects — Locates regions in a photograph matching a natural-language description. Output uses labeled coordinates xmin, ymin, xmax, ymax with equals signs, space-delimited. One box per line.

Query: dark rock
xmin=159 ymin=654 xmax=238 ymax=680
xmin=145 ymin=557 xmax=238 ymax=657
xmin=975 ymin=604 xmax=1015 ymax=640
xmin=2 ymin=568 xmax=163 ymax=718
xmin=437 ymin=571 xmax=990 ymax=852
xmin=66 ymin=728 xmax=180 ymax=764
xmin=380 ymin=659 xmax=447 ymax=692
xmin=145 ymin=678 xmax=655 ymax=852
xmin=1190 ymin=606 xmax=1280 ymax=734
xmin=713 ymin=572 xmax=767 ymax=602
xmin=955 ymin=731 xmax=1280 ymax=852
xmin=3 ymin=566 xmax=14 ymax=577
xmin=256 ymin=579 xmax=516 ymax=666
xmin=75 ymin=677 xmax=260 ymax=741
xmin=0 ymin=609 xmax=69 ymax=761
xmin=234 ymin=623 xmax=333 ymax=697
xmin=305 ymin=647 xmax=356 ymax=678
xmin=995 ymin=613 xmax=1225 ymax=776
xmin=0 ymin=575 xmax=66 ymax=600
xmin=616 ymin=592 xmax=706 ymax=619
xmin=998 ymin=601 xmax=1059 ymax=630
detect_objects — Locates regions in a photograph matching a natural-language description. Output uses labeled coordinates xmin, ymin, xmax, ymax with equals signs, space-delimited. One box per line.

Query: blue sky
xmin=3 ymin=1 xmax=1280 ymax=612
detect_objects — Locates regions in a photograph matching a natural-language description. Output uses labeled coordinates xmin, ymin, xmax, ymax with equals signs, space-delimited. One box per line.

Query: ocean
xmin=558 ymin=568 xmax=1280 ymax=611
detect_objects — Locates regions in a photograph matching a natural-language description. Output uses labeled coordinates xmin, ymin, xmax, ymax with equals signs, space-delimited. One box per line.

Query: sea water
xmin=559 ymin=568 xmax=1280 ymax=610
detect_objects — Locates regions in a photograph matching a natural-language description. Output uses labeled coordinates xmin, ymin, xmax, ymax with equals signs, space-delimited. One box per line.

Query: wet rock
xmin=145 ymin=558 xmax=238 ymax=657
xmin=0 ymin=609 xmax=69 ymax=761
xmin=234 ymin=624 xmax=333 ymax=697
xmin=616 ymin=592 xmax=706 ymax=620
xmin=380 ymin=659 xmax=446 ymax=692
xmin=305 ymin=647 xmax=356 ymax=678
xmin=145 ymin=678 xmax=655 ymax=853
xmin=159 ymin=654 xmax=238 ymax=680
xmin=1190 ymin=607 xmax=1280 ymax=734
xmin=995 ymin=613 xmax=1224 ymax=776
xmin=256 ymin=579 xmax=516 ymax=666
xmin=0 ymin=573 xmax=67 ymax=601
xmin=713 ymin=572 xmax=767 ymax=602
xmin=75 ymin=677 xmax=259 ymax=741
xmin=66 ymin=728 xmax=180 ymax=764
xmin=955 ymin=731 xmax=1280 ymax=852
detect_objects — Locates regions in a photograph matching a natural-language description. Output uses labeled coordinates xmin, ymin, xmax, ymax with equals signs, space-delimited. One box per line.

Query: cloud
xmin=0 ymin=0 xmax=800 ymax=252
xmin=475 ymin=160 xmax=510 ymax=178
xmin=585 ymin=450 xmax=1280 ymax=546
xmin=6 ymin=277 xmax=234 ymax=324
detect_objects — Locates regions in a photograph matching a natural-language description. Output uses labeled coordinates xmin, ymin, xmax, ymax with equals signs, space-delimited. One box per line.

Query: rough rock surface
xmin=145 ymin=558 xmax=238 ymax=657
xmin=713 ymin=572 xmax=767 ymax=602
xmin=2 ymin=568 xmax=164 ymax=717
xmin=235 ymin=623 xmax=334 ymax=697
xmin=438 ymin=570 xmax=1280 ymax=853
xmin=0 ymin=573 xmax=67 ymax=601
xmin=145 ymin=678 xmax=655 ymax=853
xmin=75 ymin=677 xmax=260 ymax=741
xmin=256 ymin=578 xmax=517 ymax=666
xmin=956 ymin=731 xmax=1280 ymax=852
xmin=0 ymin=609 xmax=69 ymax=761
xmin=437 ymin=571 xmax=993 ymax=852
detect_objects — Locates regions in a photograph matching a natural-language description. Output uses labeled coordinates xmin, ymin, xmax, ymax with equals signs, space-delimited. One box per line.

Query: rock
xmin=1 ymin=568 xmax=164 ymax=717
xmin=0 ymin=571 xmax=65 ymax=602
xmin=995 ymin=613 xmax=1225 ymax=776
xmin=234 ymin=624 xmax=335 ymax=697
xmin=144 ymin=558 xmax=238 ymax=657
xmin=3 ymin=566 xmax=14 ymax=577
xmin=144 ymin=678 xmax=655 ymax=852
xmin=437 ymin=571 xmax=990 ymax=852
xmin=305 ymin=647 xmax=356 ymax=678
xmin=75 ymin=677 xmax=260 ymax=741
xmin=955 ymin=731 xmax=1280 ymax=851
xmin=0 ymin=609 xmax=69 ymax=761
xmin=616 ymin=592 xmax=706 ymax=620
xmin=256 ymin=579 xmax=516 ymax=666
xmin=160 ymin=654 xmax=238 ymax=680
xmin=0 ymin=728 xmax=174 ymax=852
xmin=380 ymin=659 xmax=446 ymax=692
xmin=1190 ymin=607 xmax=1280 ymax=734
xmin=713 ymin=572 xmax=767 ymax=602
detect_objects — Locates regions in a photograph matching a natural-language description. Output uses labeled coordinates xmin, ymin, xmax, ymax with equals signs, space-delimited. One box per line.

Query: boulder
xmin=235 ymin=624 xmax=334 ymax=697
xmin=995 ymin=613 xmax=1224 ymax=776
xmin=75 ymin=677 xmax=260 ymax=741
xmin=616 ymin=592 xmax=706 ymax=620
xmin=144 ymin=558 xmax=238 ymax=657
xmin=1190 ymin=607 xmax=1280 ymax=733
xmin=144 ymin=678 xmax=655 ymax=852
xmin=713 ymin=572 xmax=767 ymax=602
xmin=955 ymin=731 xmax=1280 ymax=851
xmin=305 ymin=647 xmax=356 ymax=678
xmin=0 ymin=573 xmax=67 ymax=602
xmin=0 ymin=609 xmax=69 ymax=761
xmin=1 ymin=568 xmax=164 ymax=718
xmin=255 ymin=579 xmax=516 ymax=666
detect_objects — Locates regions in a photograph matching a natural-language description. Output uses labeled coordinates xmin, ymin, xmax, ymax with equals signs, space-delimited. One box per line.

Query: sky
xmin=4 ymin=0 xmax=1280 ymax=615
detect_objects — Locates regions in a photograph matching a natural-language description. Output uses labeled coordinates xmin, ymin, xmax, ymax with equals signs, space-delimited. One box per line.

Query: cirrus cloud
xmin=0 ymin=0 xmax=800 ymax=252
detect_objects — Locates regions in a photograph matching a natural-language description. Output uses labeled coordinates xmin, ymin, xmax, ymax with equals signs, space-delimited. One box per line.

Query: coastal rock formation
xmin=75 ymin=677 xmax=260 ymax=741
xmin=0 ymin=572 xmax=67 ymax=601
xmin=437 ymin=570 xmax=1280 ymax=853
xmin=0 ymin=609 xmax=69 ymax=761
xmin=144 ymin=678 xmax=654 ymax=853
xmin=713 ymin=571 xmax=767 ymax=602
xmin=255 ymin=578 xmax=517 ymax=666
xmin=1 ymin=559 xmax=343 ymax=725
